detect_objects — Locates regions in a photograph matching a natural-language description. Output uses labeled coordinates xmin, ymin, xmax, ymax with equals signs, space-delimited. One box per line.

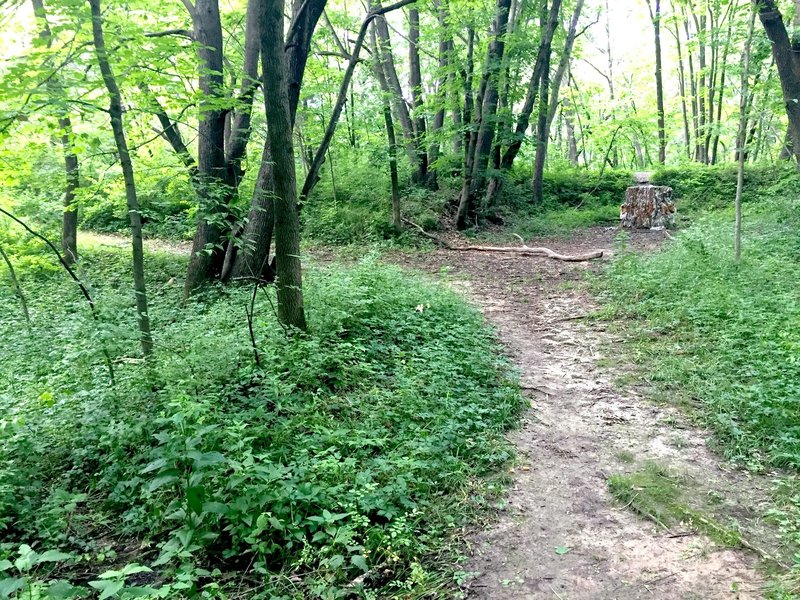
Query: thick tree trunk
xmin=30 ymin=0 xmax=79 ymax=264
xmin=262 ymin=0 xmax=307 ymax=330
xmin=184 ymin=0 xmax=231 ymax=297
xmin=756 ymin=0 xmax=800 ymax=166
xmin=228 ymin=0 xmax=326 ymax=281
xmin=456 ymin=0 xmax=512 ymax=229
xmin=89 ymin=0 xmax=152 ymax=356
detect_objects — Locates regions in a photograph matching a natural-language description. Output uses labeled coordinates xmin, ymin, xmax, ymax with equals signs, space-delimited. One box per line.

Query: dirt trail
xmin=393 ymin=227 xmax=785 ymax=600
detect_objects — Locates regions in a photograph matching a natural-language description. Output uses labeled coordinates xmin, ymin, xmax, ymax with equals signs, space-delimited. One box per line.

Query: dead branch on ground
xmin=402 ymin=218 xmax=604 ymax=262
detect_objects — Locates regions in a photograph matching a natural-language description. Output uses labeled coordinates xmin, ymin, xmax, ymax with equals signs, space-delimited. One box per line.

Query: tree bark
xmin=89 ymin=0 xmax=153 ymax=356
xmin=455 ymin=0 xmax=512 ymax=229
xmin=670 ymin=9 xmax=691 ymax=158
xmin=371 ymin=0 xmax=418 ymax=166
xmin=228 ymin=0 xmax=326 ymax=281
xmin=755 ymin=0 xmax=800 ymax=165
xmin=408 ymin=7 xmax=429 ymax=185
xmin=531 ymin=29 xmax=554 ymax=204
xmin=427 ymin=0 xmax=453 ymax=188
xmin=184 ymin=0 xmax=231 ymax=297
xmin=647 ymin=0 xmax=666 ymax=164
xmin=262 ymin=0 xmax=307 ymax=330
xmin=736 ymin=8 xmax=757 ymax=263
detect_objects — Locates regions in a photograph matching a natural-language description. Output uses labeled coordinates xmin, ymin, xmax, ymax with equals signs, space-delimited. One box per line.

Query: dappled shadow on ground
xmin=388 ymin=226 xmax=783 ymax=600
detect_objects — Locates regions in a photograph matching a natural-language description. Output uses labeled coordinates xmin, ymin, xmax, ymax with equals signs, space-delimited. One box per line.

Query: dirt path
xmin=392 ymin=227 xmax=785 ymax=600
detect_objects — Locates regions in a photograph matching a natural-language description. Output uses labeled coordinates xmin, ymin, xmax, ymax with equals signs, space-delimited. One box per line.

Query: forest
xmin=1 ymin=0 xmax=800 ymax=597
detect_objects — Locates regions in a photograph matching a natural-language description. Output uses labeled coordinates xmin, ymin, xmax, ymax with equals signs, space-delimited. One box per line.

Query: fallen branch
xmin=402 ymin=218 xmax=604 ymax=262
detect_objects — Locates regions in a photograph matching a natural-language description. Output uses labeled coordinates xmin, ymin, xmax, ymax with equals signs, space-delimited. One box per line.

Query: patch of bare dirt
xmin=389 ymin=226 xmax=786 ymax=600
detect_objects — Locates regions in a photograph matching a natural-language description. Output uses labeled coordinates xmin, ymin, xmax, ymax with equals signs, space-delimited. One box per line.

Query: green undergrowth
xmin=598 ymin=187 xmax=800 ymax=576
xmin=0 ymin=237 xmax=523 ymax=598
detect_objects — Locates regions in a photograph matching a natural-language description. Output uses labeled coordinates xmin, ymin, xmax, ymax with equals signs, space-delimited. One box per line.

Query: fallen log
xmin=402 ymin=219 xmax=604 ymax=262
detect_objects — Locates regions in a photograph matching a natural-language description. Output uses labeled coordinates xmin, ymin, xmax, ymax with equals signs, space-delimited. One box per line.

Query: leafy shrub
xmin=0 ymin=243 xmax=522 ymax=597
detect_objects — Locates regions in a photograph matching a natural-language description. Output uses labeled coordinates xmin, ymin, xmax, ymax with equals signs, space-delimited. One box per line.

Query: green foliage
xmin=651 ymin=163 xmax=800 ymax=214
xmin=599 ymin=190 xmax=800 ymax=469
xmin=0 ymin=240 xmax=522 ymax=598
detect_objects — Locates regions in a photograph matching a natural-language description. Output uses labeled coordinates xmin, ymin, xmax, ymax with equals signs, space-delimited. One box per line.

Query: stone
xmin=620 ymin=185 xmax=676 ymax=229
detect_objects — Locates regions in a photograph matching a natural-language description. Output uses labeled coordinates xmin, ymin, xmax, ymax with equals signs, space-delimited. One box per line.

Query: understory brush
xmin=0 ymin=239 xmax=522 ymax=598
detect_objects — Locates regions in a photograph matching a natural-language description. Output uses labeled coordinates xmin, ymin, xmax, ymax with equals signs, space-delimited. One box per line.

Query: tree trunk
xmin=384 ymin=101 xmax=402 ymax=229
xmin=531 ymin=35 xmax=554 ymax=204
xmin=648 ymin=0 xmax=666 ymax=164
xmin=756 ymin=0 xmax=800 ymax=165
xmin=671 ymin=12 xmax=691 ymax=158
xmin=711 ymin=7 xmax=735 ymax=165
xmin=30 ymin=0 xmax=79 ymax=264
xmin=371 ymin=0 xmax=418 ymax=166
xmin=408 ymin=7 xmax=429 ymax=185
xmin=694 ymin=12 xmax=708 ymax=163
xmin=59 ymin=119 xmax=79 ymax=264
xmin=500 ymin=0 xmax=562 ymax=170
xmin=427 ymin=0 xmax=453 ymax=188
xmin=456 ymin=0 xmax=512 ymax=229
xmin=228 ymin=0 xmax=326 ymax=281
xmin=262 ymin=0 xmax=307 ymax=330
xmin=184 ymin=0 xmax=230 ymax=297
xmin=736 ymin=8 xmax=756 ymax=263
xmin=89 ymin=0 xmax=152 ymax=356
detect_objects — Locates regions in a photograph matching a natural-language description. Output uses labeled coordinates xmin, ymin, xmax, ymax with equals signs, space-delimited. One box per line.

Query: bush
xmin=0 ymin=243 xmax=523 ymax=598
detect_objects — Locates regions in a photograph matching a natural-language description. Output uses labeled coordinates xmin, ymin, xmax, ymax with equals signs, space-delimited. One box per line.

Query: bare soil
xmin=389 ymin=227 xmax=787 ymax=600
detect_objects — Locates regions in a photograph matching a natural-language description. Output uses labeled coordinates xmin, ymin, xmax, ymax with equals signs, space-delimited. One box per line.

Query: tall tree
xmin=736 ymin=6 xmax=757 ymax=263
xmin=227 ymin=0 xmax=326 ymax=281
xmin=88 ymin=0 xmax=153 ymax=356
xmin=755 ymin=0 xmax=800 ymax=165
xmin=408 ymin=7 xmax=429 ymax=185
xmin=532 ymin=0 xmax=567 ymax=204
xmin=455 ymin=0 xmax=513 ymax=229
xmin=262 ymin=0 xmax=307 ymax=330
xmin=647 ymin=0 xmax=666 ymax=164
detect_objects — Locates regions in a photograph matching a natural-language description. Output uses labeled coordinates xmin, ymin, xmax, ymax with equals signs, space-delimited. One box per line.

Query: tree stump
xmin=620 ymin=185 xmax=676 ymax=229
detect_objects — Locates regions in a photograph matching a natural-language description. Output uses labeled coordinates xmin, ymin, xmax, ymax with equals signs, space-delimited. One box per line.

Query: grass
xmin=597 ymin=177 xmax=800 ymax=584
xmin=608 ymin=462 xmax=741 ymax=546
xmin=0 ymin=235 xmax=524 ymax=598
xmin=599 ymin=197 xmax=800 ymax=469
